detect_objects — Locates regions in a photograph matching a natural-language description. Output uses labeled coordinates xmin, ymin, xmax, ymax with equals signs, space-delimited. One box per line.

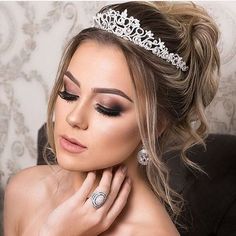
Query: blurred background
xmin=0 ymin=1 xmax=236 ymax=232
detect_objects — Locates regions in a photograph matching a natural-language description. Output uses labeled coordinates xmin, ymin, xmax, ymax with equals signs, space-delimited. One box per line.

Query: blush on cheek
xmin=94 ymin=121 xmax=141 ymax=164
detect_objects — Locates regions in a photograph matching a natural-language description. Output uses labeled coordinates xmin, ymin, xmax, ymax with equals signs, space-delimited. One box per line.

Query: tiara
xmin=93 ymin=9 xmax=188 ymax=72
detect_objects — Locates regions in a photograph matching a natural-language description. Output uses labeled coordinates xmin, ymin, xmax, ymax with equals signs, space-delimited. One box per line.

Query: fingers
xmin=101 ymin=165 xmax=128 ymax=211
xmin=73 ymin=167 xmax=114 ymax=202
xmin=85 ymin=167 xmax=113 ymax=209
xmin=105 ymin=177 xmax=131 ymax=227
xmin=73 ymin=171 xmax=96 ymax=201
xmin=95 ymin=167 xmax=113 ymax=195
xmin=82 ymin=165 xmax=131 ymax=216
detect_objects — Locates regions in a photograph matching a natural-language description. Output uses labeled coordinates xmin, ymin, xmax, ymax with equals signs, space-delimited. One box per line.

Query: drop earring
xmin=137 ymin=147 xmax=149 ymax=165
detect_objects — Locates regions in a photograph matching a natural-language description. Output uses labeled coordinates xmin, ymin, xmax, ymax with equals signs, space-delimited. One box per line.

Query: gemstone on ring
xmin=91 ymin=191 xmax=107 ymax=209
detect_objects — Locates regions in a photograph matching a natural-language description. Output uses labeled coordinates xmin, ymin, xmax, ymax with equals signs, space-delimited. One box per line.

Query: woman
xmin=4 ymin=1 xmax=220 ymax=235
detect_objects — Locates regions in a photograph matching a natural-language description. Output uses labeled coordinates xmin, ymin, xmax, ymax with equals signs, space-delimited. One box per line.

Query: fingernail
xmin=121 ymin=165 xmax=127 ymax=173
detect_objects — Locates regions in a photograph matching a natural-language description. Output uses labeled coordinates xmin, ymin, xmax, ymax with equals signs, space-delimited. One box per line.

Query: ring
xmin=91 ymin=191 xmax=107 ymax=209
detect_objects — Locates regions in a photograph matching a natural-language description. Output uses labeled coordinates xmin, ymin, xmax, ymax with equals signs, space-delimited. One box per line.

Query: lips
xmin=59 ymin=135 xmax=87 ymax=153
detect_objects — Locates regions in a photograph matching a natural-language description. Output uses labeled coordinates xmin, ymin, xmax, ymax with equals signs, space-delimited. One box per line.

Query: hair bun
xmin=155 ymin=1 xmax=220 ymax=108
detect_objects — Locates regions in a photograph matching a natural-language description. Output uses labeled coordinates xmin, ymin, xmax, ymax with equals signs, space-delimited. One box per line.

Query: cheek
xmin=53 ymin=98 xmax=141 ymax=170
xmin=89 ymin=114 xmax=141 ymax=164
xmin=54 ymin=99 xmax=62 ymax=139
xmin=54 ymin=98 xmax=70 ymax=143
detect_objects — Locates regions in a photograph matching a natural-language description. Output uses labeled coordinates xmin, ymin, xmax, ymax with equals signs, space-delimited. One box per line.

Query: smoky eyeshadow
xmin=62 ymin=76 xmax=126 ymax=111
xmin=108 ymin=104 xmax=123 ymax=111
xmin=97 ymin=99 xmax=125 ymax=111
xmin=62 ymin=77 xmax=77 ymax=93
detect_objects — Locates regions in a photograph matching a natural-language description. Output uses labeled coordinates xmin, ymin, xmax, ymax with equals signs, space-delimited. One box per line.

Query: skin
xmin=3 ymin=40 xmax=180 ymax=236
xmin=54 ymin=39 xmax=141 ymax=175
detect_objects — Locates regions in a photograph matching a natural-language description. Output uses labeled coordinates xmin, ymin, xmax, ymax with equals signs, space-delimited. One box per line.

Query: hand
xmin=39 ymin=165 xmax=131 ymax=236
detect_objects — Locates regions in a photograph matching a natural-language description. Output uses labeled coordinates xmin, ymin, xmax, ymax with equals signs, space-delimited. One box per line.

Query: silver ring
xmin=91 ymin=191 xmax=107 ymax=209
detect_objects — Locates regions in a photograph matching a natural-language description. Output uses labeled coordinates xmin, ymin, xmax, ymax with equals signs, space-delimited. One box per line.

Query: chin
xmin=56 ymin=155 xmax=90 ymax=172
xmin=56 ymin=153 xmax=109 ymax=172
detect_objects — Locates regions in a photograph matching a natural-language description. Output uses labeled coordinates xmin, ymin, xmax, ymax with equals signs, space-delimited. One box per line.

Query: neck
xmin=54 ymin=157 xmax=153 ymax=231
xmin=58 ymin=155 xmax=147 ymax=200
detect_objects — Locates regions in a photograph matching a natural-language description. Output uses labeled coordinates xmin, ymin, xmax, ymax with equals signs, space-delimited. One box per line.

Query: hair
xmin=46 ymin=1 xmax=220 ymax=224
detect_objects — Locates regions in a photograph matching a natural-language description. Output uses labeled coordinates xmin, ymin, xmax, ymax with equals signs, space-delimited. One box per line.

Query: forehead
xmin=67 ymin=40 xmax=134 ymax=96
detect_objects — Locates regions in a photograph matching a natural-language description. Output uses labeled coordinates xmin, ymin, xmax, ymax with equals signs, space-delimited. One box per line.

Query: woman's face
xmin=54 ymin=40 xmax=141 ymax=171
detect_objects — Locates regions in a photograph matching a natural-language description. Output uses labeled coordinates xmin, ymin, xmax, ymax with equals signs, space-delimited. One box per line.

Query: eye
xmin=95 ymin=104 xmax=122 ymax=117
xmin=58 ymin=90 xmax=79 ymax=102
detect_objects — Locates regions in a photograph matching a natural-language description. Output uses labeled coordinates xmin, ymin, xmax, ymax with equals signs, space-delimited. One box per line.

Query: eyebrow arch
xmin=64 ymin=71 xmax=80 ymax=87
xmin=93 ymin=88 xmax=133 ymax=103
xmin=64 ymin=70 xmax=133 ymax=103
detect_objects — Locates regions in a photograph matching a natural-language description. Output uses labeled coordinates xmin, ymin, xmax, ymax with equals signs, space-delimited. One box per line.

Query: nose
xmin=66 ymin=102 xmax=89 ymax=130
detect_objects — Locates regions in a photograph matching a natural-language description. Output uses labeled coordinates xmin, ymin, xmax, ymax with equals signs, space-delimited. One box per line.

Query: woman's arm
xmin=4 ymin=173 xmax=25 ymax=236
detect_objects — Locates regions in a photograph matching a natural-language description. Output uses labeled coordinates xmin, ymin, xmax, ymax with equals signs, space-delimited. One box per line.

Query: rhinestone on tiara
xmin=93 ymin=9 xmax=188 ymax=72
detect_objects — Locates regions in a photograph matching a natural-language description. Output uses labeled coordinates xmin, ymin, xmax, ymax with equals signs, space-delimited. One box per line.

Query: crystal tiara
xmin=93 ymin=9 xmax=188 ymax=72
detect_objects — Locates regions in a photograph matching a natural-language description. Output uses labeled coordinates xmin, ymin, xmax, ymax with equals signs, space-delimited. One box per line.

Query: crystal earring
xmin=137 ymin=147 xmax=149 ymax=165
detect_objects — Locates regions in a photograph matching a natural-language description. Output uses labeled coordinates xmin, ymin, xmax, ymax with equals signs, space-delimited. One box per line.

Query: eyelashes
xmin=58 ymin=90 xmax=122 ymax=117
xmin=58 ymin=90 xmax=79 ymax=102
xmin=95 ymin=104 xmax=121 ymax=117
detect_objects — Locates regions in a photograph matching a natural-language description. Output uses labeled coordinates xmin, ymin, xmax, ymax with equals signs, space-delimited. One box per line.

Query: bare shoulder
xmin=113 ymin=220 xmax=180 ymax=236
xmin=4 ymin=165 xmax=58 ymax=234
xmin=115 ymin=199 xmax=180 ymax=236
xmin=4 ymin=165 xmax=61 ymax=205
xmin=144 ymin=206 xmax=180 ymax=236
xmin=132 ymin=222 xmax=180 ymax=236
xmin=130 ymin=184 xmax=180 ymax=236
xmin=5 ymin=165 xmax=57 ymax=196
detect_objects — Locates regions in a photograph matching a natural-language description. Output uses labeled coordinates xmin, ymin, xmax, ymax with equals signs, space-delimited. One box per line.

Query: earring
xmin=137 ymin=147 xmax=149 ymax=165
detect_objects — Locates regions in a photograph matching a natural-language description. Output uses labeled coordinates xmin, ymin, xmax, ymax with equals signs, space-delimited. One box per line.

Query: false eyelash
xmin=58 ymin=90 xmax=122 ymax=117
xmin=58 ymin=90 xmax=79 ymax=102
xmin=95 ymin=104 xmax=121 ymax=117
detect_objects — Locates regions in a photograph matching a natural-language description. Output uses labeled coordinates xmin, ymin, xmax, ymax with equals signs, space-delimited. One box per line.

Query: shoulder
xmin=119 ymin=220 xmax=180 ymax=236
xmin=131 ymin=221 xmax=180 ymax=236
xmin=131 ymin=185 xmax=180 ymax=235
xmin=4 ymin=165 xmax=58 ymax=233
xmin=123 ymin=196 xmax=179 ymax=235
xmin=4 ymin=165 xmax=60 ymax=205
xmin=5 ymin=165 xmax=57 ymax=196
xmin=131 ymin=215 xmax=180 ymax=236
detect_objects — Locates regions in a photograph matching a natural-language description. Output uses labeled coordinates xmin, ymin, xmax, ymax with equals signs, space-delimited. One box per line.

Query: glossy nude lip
xmin=59 ymin=136 xmax=87 ymax=154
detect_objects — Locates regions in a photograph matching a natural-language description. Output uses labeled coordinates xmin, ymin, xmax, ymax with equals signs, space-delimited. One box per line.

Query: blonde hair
xmin=46 ymin=1 xmax=220 ymax=223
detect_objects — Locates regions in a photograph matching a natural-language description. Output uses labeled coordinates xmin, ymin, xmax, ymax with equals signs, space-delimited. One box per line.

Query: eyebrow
xmin=65 ymin=71 xmax=80 ymax=87
xmin=64 ymin=71 xmax=133 ymax=103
